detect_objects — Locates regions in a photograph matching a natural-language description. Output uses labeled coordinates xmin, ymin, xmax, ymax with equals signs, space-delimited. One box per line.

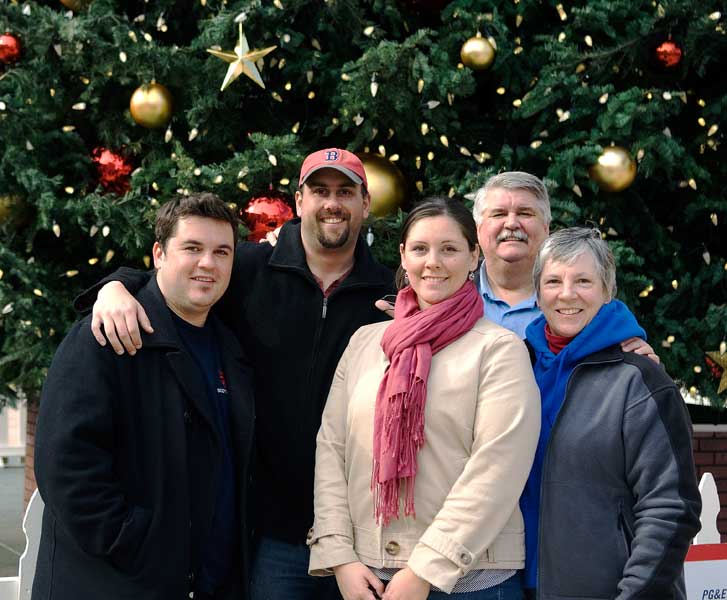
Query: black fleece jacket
xmin=75 ymin=219 xmax=394 ymax=543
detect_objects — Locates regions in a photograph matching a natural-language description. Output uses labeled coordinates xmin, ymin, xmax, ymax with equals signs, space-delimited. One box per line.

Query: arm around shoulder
xmin=73 ymin=267 xmax=152 ymax=314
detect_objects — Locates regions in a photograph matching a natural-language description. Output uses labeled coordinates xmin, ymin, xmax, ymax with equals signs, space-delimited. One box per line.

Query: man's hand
xmin=381 ymin=567 xmax=430 ymax=600
xmin=375 ymin=294 xmax=397 ymax=319
xmin=91 ymin=281 xmax=153 ymax=355
xmin=333 ymin=561 xmax=385 ymax=600
xmin=620 ymin=336 xmax=660 ymax=365
xmin=374 ymin=299 xmax=395 ymax=319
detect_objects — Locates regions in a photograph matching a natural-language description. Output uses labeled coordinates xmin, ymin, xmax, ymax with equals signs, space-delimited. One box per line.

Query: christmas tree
xmin=1 ymin=0 xmax=726 ymax=405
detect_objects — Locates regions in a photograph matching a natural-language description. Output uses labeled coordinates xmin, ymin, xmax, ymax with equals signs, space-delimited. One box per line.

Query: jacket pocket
xmin=617 ymin=500 xmax=633 ymax=558
xmin=108 ymin=505 xmax=153 ymax=574
xmin=539 ymin=484 xmax=628 ymax=598
xmin=485 ymin=530 xmax=525 ymax=564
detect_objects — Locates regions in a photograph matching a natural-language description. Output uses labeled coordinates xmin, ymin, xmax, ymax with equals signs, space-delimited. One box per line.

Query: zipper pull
xmin=322 ymin=297 xmax=328 ymax=319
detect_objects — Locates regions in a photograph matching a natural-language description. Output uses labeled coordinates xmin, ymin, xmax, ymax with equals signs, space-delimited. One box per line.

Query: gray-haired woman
xmin=520 ymin=227 xmax=701 ymax=599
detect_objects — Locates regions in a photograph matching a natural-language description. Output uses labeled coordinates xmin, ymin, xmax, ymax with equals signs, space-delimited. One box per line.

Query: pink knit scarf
xmin=372 ymin=280 xmax=484 ymax=525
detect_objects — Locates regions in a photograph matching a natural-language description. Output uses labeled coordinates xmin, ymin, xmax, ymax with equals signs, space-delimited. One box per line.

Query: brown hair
xmin=396 ymin=197 xmax=478 ymax=289
xmin=155 ymin=193 xmax=239 ymax=250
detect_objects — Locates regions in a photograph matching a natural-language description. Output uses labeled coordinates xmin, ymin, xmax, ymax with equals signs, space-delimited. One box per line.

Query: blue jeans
xmin=249 ymin=536 xmax=343 ymax=600
xmin=428 ymin=574 xmax=523 ymax=599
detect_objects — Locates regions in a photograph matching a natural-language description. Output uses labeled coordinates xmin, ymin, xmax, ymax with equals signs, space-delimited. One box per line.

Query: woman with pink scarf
xmin=308 ymin=198 xmax=540 ymax=600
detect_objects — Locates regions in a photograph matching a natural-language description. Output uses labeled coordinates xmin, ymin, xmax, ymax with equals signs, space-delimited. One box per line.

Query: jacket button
xmin=306 ymin=527 xmax=314 ymax=541
xmin=183 ymin=410 xmax=192 ymax=424
xmin=385 ymin=541 xmax=400 ymax=556
xmin=460 ymin=552 xmax=472 ymax=565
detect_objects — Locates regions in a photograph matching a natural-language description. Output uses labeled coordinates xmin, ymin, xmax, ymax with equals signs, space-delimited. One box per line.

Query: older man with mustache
xmin=471 ymin=172 xmax=551 ymax=338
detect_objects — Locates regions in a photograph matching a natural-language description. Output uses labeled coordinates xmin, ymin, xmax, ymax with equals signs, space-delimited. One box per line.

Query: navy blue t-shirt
xmin=171 ymin=310 xmax=237 ymax=595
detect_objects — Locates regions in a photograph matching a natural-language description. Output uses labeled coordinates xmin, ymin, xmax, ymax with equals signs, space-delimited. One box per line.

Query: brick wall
xmin=693 ymin=427 xmax=727 ymax=542
xmin=23 ymin=400 xmax=37 ymax=508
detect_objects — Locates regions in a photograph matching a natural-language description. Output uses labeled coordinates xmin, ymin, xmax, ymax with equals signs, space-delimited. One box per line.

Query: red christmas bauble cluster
xmin=654 ymin=39 xmax=682 ymax=68
xmin=705 ymin=355 xmax=724 ymax=380
xmin=0 ymin=33 xmax=22 ymax=65
xmin=92 ymin=147 xmax=133 ymax=194
xmin=242 ymin=191 xmax=294 ymax=242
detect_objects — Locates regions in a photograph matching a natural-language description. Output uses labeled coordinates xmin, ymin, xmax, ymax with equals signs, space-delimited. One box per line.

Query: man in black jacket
xmin=74 ymin=149 xmax=395 ymax=599
xmin=34 ymin=194 xmax=255 ymax=600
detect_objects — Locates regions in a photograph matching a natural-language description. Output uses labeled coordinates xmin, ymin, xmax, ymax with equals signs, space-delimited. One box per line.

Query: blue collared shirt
xmin=478 ymin=261 xmax=541 ymax=338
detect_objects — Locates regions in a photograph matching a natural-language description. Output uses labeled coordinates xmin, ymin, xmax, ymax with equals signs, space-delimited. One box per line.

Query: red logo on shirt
xmin=217 ymin=369 xmax=228 ymax=394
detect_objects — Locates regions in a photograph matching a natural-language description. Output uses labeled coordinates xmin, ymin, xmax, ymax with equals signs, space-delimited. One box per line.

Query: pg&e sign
xmin=685 ymin=544 xmax=727 ymax=600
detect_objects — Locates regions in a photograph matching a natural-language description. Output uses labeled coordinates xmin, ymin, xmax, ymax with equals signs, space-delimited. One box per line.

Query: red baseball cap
xmin=298 ymin=148 xmax=368 ymax=188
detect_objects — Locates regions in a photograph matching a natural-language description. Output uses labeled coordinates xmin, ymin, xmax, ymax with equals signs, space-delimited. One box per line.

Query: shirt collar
xmin=478 ymin=261 xmax=538 ymax=308
xmin=313 ymin=264 xmax=354 ymax=298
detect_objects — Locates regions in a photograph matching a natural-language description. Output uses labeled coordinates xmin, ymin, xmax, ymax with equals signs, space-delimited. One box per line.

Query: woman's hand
xmin=381 ymin=567 xmax=430 ymax=600
xmin=333 ymin=561 xmax=386 ymax=600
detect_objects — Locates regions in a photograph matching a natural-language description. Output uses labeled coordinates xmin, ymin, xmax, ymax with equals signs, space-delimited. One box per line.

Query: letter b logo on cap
xmin=325 ymin=150 xmax=339 ymax=161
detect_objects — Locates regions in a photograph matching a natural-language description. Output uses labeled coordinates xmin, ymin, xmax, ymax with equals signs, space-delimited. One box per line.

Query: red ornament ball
xmin=92 ymin=147 xmax=133 ymax=194
xmin=0 ymin=33 xmax=22 ymax=65
xmin=243 ymin=192 xmax=294 ymax=242
xmin=654 ymin=39 xmax=683 ymax=68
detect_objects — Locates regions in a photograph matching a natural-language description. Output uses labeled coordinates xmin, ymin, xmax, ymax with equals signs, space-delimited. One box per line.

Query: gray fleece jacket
xmin=536 ymin=346 xmax=702 ymax=600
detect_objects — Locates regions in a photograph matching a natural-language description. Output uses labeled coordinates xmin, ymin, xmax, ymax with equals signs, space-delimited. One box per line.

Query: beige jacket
xmin=308 ymin=318 xmax=540 ymax=593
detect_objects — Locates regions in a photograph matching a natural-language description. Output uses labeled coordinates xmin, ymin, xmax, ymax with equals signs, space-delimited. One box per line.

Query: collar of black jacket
xmin=268 ymin=217 xmax=393 ymax=289
xmin=134 ymin=274 xmax=243 ymax=362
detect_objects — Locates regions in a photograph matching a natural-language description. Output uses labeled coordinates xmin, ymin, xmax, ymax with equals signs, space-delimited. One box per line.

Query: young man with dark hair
xmin=34 ymin=193 xmax=255 ymax=600
xmin=73 ymin=150 xmax=395 ymax=599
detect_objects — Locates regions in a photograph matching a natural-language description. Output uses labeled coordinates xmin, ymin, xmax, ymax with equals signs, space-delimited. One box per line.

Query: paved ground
xmin=0 ymin=468 xmax=24 ymax=577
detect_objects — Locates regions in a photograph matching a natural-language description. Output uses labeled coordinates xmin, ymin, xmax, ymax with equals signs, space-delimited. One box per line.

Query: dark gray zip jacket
xmin=536 ymin=346 xmax=701 ymax=600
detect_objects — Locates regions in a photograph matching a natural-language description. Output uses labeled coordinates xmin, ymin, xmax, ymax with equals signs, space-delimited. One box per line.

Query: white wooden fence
xmin=0 ymin=404 xmax=25 ymax=468
xmin=0 ymin=489 xmax=42 ymax=600
xmin=685 ymin=472 xmax=727 ymax=599
xmin=0 ymin=474 xmax=723 ymax=599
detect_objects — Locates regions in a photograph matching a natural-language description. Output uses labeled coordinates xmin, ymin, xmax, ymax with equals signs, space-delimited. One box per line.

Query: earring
xmin=403 ymin=271 xmax=409 ymax=285
xmin=468 ymin=271 xmax=475 ymax=281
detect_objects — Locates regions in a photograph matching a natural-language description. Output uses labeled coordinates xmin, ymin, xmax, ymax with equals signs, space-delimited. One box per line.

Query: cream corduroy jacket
xmin=308 ymin=318 xmax=540 ymax=594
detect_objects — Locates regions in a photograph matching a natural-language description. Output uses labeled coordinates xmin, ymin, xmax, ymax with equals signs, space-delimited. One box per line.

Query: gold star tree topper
xmin=706 ymin=350 xmax=727 ymax=394
xmin=207 ymin=23 xmax=276 ymax=91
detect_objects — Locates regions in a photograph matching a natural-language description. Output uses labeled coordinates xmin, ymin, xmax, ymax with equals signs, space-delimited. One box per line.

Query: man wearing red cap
xmin=74 ymin=148 xmax=395 ymax=600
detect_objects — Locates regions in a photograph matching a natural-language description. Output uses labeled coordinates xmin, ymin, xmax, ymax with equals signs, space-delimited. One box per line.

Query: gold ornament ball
xmin=0 ymin=194 xmax=30 ymax=228
xmin=130 ymin=83 xmax=173 ymax=129
xmin=588 ymin=146 xmax=637 ymax=192
xmin=59 ymin=0 xmax=91 ymax=10
xmin=460 ymin=35 xmax=496 ymax=71
xmin=357 ymin=153 xmax=407 ymax=218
